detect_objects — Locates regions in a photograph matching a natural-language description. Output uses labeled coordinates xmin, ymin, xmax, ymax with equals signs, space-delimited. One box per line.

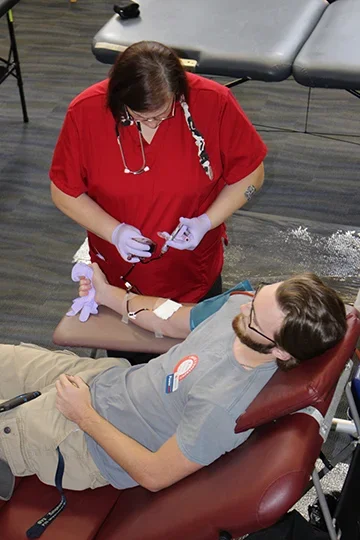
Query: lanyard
xmin=26 ymin=447 xmax=67 ymax=539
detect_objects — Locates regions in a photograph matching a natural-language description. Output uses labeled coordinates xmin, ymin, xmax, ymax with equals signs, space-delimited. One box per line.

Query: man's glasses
xmin=248 ymin=283 xmax=276 ymax=344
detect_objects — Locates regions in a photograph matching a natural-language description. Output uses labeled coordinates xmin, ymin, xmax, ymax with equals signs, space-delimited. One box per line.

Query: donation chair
xmin=0 ymin=303 xmax=358 ymax=540
xmin=92 ymin=0 xmax=327 ymax=84
xmin=0 ymin=0 xmax=28 ymax=122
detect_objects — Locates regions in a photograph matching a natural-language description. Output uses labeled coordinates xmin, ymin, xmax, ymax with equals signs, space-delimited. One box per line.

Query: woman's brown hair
xmin=107 ymin=41 xmax=189 ymax=121
xmin=275 ymin=273 xmax=347 ymax=370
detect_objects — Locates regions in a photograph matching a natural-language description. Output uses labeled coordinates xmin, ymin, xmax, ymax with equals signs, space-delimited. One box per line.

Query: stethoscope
xmin=115 ymin=96 xmax=214 ymax=180
xmin=115 ymin=121 xmax=150 ymax=175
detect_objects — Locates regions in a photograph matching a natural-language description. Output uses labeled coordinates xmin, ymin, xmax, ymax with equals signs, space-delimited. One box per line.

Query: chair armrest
xmin=53 ymin=305 xmax=183 ymax=354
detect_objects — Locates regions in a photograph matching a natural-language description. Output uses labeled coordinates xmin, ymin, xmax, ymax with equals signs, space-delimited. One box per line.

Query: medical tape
xmin=150 ymin=298 xmax=167 ymax=338
xmin=153 ymin=299 xmax=182 ymax=320
xmin=121 ymin=291 xmax=136 ymax=324
xmin=127 ymin=297 xmax=166 ymax=337
xmin=123 ymin=296 xmax=182 ymax=338
xmin=152 ymin=299 xmax=183 ymax=338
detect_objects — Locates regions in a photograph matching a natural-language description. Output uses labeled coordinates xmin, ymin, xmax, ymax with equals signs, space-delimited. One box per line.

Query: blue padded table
xmin=92 ymin=0 xmax=327 ymax=82
xmin=293 ymin=0 xmax=360 ymax=94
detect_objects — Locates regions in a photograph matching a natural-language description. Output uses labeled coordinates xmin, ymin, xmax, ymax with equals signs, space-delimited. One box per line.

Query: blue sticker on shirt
xmin=165 ymin=373 xmax=179 ymax=394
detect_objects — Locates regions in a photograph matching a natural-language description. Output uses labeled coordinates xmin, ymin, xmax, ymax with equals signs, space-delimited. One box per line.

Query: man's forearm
xmin=101 ymin=284 xmax=192 ymax=339
xmin=51 ymin=183 xmax=119 ymax=242
xmin=206 ymin=163 xmax=264 ymax=228
xmin=80 ymin=407 xmax=163 ymax=492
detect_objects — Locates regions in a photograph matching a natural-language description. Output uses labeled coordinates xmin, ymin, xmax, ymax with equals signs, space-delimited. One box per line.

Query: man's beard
xmin=232 ymin=314 xmax=274 ymax=355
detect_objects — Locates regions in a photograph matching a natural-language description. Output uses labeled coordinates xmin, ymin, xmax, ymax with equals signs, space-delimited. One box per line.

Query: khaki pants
xmin=0 ymin=343 xmax=130 ymax=490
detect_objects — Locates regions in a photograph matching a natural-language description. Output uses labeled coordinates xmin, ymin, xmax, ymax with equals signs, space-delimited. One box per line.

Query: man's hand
xmin=55 ymin=374 xmax=94 ymax=426
xmin=78 ymin=262 xmax=109 ymax=305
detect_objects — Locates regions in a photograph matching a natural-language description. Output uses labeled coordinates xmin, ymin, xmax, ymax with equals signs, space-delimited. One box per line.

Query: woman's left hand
xmin=160 ymin=214 xmax=212 ymax=251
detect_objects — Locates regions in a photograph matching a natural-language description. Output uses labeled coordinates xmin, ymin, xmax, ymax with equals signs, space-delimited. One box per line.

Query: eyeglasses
xmin=126 ymin=98 xmax=176 ymax=124
xmin=248 ymin=283 xmax=276 ymax=344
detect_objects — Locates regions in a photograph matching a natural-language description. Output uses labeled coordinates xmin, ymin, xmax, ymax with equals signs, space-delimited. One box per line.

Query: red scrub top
xmin=50 ymin=74 xmax=267 ymax=302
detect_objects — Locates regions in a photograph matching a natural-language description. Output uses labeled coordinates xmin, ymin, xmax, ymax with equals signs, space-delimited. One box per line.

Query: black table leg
xmin=6 ymin=9 xmax=28 ymax=123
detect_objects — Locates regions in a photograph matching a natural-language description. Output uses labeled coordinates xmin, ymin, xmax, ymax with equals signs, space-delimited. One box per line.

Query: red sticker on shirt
xmin=174 ymin=355 xmax=199 ymax=381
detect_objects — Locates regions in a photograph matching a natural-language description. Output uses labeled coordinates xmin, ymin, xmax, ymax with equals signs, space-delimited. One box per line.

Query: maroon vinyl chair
xmin=0 ymin=310 xmax=359 ymax=540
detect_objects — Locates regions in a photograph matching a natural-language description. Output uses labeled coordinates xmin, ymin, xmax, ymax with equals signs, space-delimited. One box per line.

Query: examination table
xmin=92 ymin=0 xmax=327 ymax=82
xmin=0 ymin=303 xmax=359 ymax=540
xmin=293 ymin=0 xmax=360 ymax=94
xmin=92 ymin=0 xmax=360 ymax=95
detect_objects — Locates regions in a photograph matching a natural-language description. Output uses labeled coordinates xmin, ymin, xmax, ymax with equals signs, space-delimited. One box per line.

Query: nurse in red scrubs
xmin=50 ymin=40 xmax=266 ymax=329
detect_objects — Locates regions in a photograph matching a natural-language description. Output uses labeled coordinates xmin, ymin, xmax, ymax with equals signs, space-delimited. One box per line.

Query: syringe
xmin=160 ymin=222 xmax=189 ymax=255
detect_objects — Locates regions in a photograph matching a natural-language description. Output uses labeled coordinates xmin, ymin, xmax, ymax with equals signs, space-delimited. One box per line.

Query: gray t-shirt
xmin=86 ymin=295 xmax=278 ymax=489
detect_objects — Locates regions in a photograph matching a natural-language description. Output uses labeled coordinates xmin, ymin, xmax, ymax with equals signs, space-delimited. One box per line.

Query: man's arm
xmin=56 ymin=374 xmax=203 ymax=492
xmin=81 ymin=413 xmax=202 ymax=492
xmin=82 ymin=263 xmax=193 ymax=339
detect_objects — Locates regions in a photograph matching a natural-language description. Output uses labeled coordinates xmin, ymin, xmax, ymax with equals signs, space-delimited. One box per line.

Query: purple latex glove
xmin=160 ymin=214 xmax=211 ymax=251
xmin=66 ymin=262 xmax=98 ymax=322
xmin=111 ymin=223 xmax=152 ymax=263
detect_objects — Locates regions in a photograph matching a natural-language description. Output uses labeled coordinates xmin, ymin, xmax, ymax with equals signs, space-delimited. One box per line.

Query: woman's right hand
xmin=111 ymin=223 xmax=152 ymax=263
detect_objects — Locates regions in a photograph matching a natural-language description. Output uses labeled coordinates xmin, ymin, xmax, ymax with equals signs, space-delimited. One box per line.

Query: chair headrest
xmin=235 ymin=311 xmax=360 ymax=434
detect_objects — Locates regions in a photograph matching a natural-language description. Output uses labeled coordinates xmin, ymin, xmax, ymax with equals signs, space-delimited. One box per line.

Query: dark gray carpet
xmin=0 ymin=0 xmax=359 ymax=347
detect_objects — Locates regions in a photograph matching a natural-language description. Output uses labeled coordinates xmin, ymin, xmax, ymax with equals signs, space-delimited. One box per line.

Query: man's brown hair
xmin=275 ymin=273 xmax=347 ymax=370
xmin=107 ymin=41 xmax=189 ymax=121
